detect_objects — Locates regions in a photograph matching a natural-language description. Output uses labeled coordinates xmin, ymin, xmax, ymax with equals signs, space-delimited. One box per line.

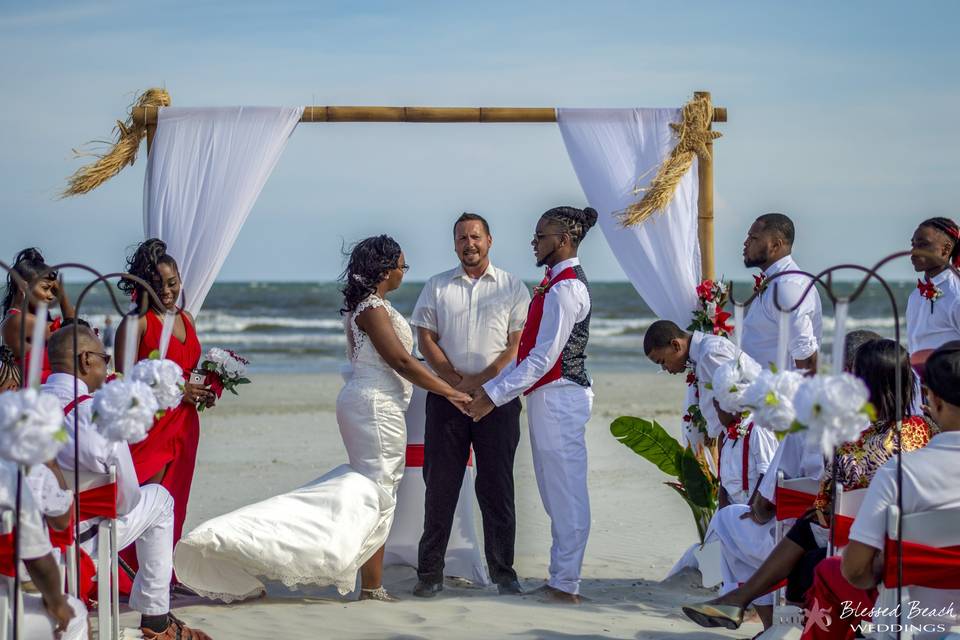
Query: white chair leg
xmin=110 ymin=520 xmax=119 ymax=640
xmin=0 ymin=584 xmax=10 ymax=640
xmin=98 ymin=521 xmax=112 ymax=640
xmin=65 ymin=544 xmax=77 ymax=598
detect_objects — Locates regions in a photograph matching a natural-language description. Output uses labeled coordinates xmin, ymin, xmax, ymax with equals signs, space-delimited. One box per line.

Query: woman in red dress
xmin=116 ymin=239 xmax=215 ymax=546
xmin=1 ymin=248 xmax=73 ymax=383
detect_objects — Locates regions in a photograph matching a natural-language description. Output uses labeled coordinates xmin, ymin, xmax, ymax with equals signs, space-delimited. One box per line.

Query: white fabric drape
xmin=144 ymin=106 xmax=303 ymax=315
xmin=557 ymin=108 xmax=701 ymax=325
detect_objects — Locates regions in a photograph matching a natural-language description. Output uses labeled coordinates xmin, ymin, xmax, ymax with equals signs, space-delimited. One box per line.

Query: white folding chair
xmin=869 ymin=506 xmax=960 ymax=639
xmin=65 ymin=466 xmax=119 ymax=640
xmin=827 ymin=485 xmax=867 ymax=556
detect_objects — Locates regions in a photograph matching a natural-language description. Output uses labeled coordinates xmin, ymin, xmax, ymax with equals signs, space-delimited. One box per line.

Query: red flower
xmin=725 ymin=415 xmax=745 ymax=441
xmin=712 ymin=308 xmax=734 ymax=336
xmin=685 ymin=371 xmax=697 ymax=386
xmin=753 ymin=273 xmax=767 ymax=294
xmin=917 ymin=278 xmax=941 ymax=301
xmin=696 ymin=280 xmax=716 ymax=302
xmin=205 ymin=371 xmax=225 ymax=399
xmin=682 ymin=414 xmax=692 ymax=423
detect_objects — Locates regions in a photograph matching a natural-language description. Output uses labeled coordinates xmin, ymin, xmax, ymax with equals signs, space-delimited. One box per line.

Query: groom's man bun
xmin=541 ymin=206 xmax=599 ymax=247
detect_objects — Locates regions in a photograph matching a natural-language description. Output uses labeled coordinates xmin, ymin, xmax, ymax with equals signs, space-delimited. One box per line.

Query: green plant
xmin=610 ymin=416 xmax=718 ymax=543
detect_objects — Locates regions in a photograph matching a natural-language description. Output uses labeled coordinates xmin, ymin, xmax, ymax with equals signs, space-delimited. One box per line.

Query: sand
xmin=116 ymin=372 xmax=761 ymax=639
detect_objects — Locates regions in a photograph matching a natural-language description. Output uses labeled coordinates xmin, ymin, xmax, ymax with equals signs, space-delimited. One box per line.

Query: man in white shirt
xmin=741 ymin=213 xmax=822 ymax=373
xmin=906 ymin=216 xmax=960 ymax=377
xmin=643 ymin=320 xmax=778 ymax=507
xmin=468 ymin=205 xmax=598 ymax=604
xmin=44 ymin=326 xmax=210 ymax=640
xmin=0 ymin=459 xmax=87 ymax=639
xmin=804 ymin=341 xmax=960 ymax=638
xmin=411 ymin=213 xmax=530 ymax=597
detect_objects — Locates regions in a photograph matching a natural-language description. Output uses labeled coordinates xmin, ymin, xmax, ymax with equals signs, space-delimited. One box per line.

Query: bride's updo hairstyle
xmin=118 ymin=238 xmax=181 ymax=309
xmin=340 ymin=235 xmax=403 ymax=314
xmin=540 ymin=206 xmax=599 ymax=247
xmin=2 ymin=248 xmax=57 ymax=314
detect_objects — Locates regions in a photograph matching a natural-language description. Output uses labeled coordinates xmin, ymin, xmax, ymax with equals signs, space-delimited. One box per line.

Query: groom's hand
xmin=455 ymin=373 xmax=486 ymax=395
xmin=467 ymin=388 xmax=496 ymax=423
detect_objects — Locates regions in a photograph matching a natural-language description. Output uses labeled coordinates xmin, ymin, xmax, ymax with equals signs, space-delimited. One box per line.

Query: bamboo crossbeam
xmin=132 ymin=105 xmax=727 ymax=125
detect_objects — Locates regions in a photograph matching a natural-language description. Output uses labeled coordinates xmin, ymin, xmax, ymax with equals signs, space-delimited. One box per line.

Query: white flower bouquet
xmin=794 ymin=373 xmax=875 ymax=457
xmin=712 ymin=355 xmax=762 ymax=414
xmin=741 ymin=369 xmax=805 ymax=432
xmin=93 ymin=379 xmax=160 ymax=443
xmin=129 ymin=358 xmax=184 ymax=412
xmin=199 ymin=348 xmax=251 ymax=408
xmin=0 ymin=389 xmax=66 ymax=466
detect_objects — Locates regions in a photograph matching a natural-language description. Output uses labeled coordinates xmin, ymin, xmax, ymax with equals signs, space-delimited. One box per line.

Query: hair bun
xmin=580 ymin=207 xmax=598 ymax=230
xmin=14 ymin=247 xmax=44 ymax=266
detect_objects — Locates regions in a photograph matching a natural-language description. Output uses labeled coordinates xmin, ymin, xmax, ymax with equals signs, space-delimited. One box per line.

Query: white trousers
xmin=526 ymin=384 xmax=593 ymax=595
xmin=81 ymin=484 xmax=174 ymax=616
xmin=18 ymin=592 xmax=88 ymax=640
xmin=704 ymin=504 xmax=777 ymax=606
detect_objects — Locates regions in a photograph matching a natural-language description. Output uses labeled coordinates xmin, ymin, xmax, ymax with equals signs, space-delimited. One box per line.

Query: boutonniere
xmin=753 ymin=273 xmax=767 ymax=295
xmin=533 ymin=283 xmax=550 ymax=296
xmin=917 ymin=278 xmax=943 ymax=314
xmin=725 ymin=415 xmax=750 ymax=441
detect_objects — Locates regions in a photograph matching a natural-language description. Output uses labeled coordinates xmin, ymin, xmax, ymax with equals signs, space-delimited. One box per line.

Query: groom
xmin=468 ymin=205 xmax=597 ymax=604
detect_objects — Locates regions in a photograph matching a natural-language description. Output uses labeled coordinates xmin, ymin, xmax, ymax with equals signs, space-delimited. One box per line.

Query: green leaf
xmin=235 ymin=378 xmax=251 ymax=385
xmin=610 ymin=416 xmax=684 ymax=477
xmin=863 ymin=402 xmax=877 ymax=422
xmin=679 ymin=447 xmax=715 ymax=509
xmin=148 ymin=349 xmax=161 ymax=360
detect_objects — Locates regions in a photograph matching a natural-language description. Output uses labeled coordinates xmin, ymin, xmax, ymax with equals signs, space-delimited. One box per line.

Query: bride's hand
xmin=447 ymin=390 xmax=473 ymax=415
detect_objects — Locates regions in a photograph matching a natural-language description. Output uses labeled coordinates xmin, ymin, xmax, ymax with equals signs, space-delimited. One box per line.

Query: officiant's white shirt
xmin=906 ymin=269 xmax=960 ymax=354
xmin=412 ymin=262 xmax=530 ymax=375
xmin=742 ymin=254 xmax=822 ymax=370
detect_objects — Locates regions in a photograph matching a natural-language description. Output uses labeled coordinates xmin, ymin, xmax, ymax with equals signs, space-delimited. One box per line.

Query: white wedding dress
xmin=173 ymin=295 xmax=412 ymax=600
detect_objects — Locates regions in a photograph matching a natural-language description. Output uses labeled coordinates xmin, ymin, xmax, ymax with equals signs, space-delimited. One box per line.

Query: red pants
xmin=801 ymin=556 xmax=878 ymax=640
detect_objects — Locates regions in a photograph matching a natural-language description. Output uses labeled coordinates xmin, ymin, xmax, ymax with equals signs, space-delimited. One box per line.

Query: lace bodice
xmin=344 ymin=295 xmax=414 ymax=401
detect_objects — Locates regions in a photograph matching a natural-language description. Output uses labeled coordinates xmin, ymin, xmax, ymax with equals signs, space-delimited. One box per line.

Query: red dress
xmin=5 ymin=309 xmax=58 ymax=384
xmin=129 ymin=309 xmax=202 ymax=546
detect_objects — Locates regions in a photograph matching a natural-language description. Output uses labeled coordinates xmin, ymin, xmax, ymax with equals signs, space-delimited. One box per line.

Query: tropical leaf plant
xmin=610 ymin=416 xmax=718 ymax=543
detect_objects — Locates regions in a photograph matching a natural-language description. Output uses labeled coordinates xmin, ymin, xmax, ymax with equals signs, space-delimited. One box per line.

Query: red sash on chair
xmin=832 ymin=514 xmax=855 ymax=548
xmin=0 ymin=530 xmax=15 ymax=577
xmin=49 ymin=515 xmax=97 ymax=605
xmin=883 ymin=537 xmax=960 ymax=589
xmin=775 ymin=486 xmax=816 ymax=521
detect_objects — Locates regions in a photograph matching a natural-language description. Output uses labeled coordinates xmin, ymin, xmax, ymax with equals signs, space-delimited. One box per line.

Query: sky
xmin=1 ymin=1 xmax=958 ymax=284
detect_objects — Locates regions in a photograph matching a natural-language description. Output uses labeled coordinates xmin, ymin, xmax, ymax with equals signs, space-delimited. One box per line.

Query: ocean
xmin=69 ymin=280 xmax=916 ymax=374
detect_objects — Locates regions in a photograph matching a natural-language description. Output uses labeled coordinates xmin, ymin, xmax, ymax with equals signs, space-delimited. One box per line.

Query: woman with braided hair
xmin=115 ymin=238 xmax=215 ymax=553
xmin=908 ymin=216 xmax=960 ymax=378
xmin=468 ymin=205 xmax=598 ymax=604
xmin=0 ymin=248 xmax=74 ymax=384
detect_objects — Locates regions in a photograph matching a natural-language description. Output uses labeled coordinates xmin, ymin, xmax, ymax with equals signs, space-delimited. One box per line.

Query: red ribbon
xmin=753 ymin=273 xmax=767 ymax=294
xmin=832 ymin=513 xmax=855 ymax=548
xmin=405 ymin=444 xmax=472 ymax=468
xmin=775 ymin=486 xmax=817 ymax=521
xmin=917 ymin=278 xmax=939 ymax=300
xmin=0 ymin=530 xmax=15 ymax=577
xmin=77 ymin=482 xmax=118 ymax=521
xmin=883 ymin=537 xmax=960 ymax=589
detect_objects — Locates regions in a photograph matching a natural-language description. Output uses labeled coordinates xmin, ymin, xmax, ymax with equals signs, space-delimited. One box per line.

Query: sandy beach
xmin=112 ymin=372 xmax=761 ymax=639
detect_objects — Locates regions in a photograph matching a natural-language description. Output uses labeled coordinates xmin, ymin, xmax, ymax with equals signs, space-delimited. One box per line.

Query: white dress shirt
xmin=689 ymin=331 xmax=761 ymax=438
xmin=411 ymin=262 xmax=530 ymax=375
xmin=906 ymin=269 xmax=960 ymax=354
xmin=742 ymin=255 xmax=823 ymax=370
xmin=484 ymin=257 xmax=591 ymax=406
xmin=44 ymin=374 xmax=141 ymax=524
xmin=0 ymin=459 xmax=51 ymax=561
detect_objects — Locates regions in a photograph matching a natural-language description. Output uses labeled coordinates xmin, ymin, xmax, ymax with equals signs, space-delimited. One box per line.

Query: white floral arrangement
xmin=741 ymin=369 xmax=805 ymax=432
xmin=92 ymin=379 xmax=160 ymax=443
xmin=712 ymin=355 xmax=762 ymax=414
xmin=0 ymin=389 xmax=66 ymax=466
xmin=129 ymin=358 xmax=184 ymax=412
xmin=794 ymin=373 xmax=875 ymax=457
xmin=200 ymin=348 xmax=251 ymax=407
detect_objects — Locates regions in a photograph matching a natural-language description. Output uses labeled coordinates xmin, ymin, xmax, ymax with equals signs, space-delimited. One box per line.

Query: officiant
xmin=411 ymin=213 xmax=530 ymax=597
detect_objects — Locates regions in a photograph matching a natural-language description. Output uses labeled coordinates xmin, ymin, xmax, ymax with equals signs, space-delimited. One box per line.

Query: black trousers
xmin=417 ymin=392 xmax=521 ymax=585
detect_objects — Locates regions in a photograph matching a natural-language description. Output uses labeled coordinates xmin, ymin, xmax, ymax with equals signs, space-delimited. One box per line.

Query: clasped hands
xmin=444 ymin=371 xmax=496 ymax=422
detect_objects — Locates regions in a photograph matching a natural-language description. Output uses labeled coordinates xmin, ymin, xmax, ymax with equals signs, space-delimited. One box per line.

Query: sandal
xmin=141 ymin=613 xmax=213 ymax=640
xmin=681 ymin=602 xmax=745 ymax=630
xmin=359 ymin=586 xmax=399 ymax=602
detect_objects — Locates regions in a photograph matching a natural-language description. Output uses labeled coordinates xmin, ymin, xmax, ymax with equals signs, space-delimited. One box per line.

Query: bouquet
xmin=711 ymin=356 xmax=762 ymax=414
xmin=0 ymin=389 xmax=66 ymax=466
xmin=741 ymin=368 xmax=804 ymax=432
xmin=93 ymin=379 xmax=160 ymax=443
xmin=199 ymin=348 xmax=251 ymax=407
xmin=129 ymin=358 xmax=184 ymax=412
xmin=794 ymin=373 xmax=875 ymax=457
xmin=688 ymin=279 xmax=733 ymax=338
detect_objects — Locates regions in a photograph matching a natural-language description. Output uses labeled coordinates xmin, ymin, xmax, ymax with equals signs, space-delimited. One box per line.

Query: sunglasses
xmin=82 ymin=351 xmax=112 ymax=366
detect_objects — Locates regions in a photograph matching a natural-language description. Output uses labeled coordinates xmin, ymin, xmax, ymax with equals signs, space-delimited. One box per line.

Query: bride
xmin=173 ymin=235 xmax=472 ymax=602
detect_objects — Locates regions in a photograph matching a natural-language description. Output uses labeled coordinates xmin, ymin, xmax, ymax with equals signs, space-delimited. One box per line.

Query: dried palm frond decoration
xmin=619 ymin=93 xmax=722 ymax=228
xmin=62 ymin=88 xmax=171 ymax=197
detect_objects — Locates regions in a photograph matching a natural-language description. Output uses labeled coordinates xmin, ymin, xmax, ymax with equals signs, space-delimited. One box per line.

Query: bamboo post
xmin=694 ymin=91 xmax=716 ymax=282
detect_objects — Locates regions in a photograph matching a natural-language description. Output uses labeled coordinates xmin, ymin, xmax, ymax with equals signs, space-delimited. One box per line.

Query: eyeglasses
xmin=82 ymin=351 xmax=111 ymax=366
xmin=398 ymin=264 xmax=410 ymax=273
xmin=532 ymin=232 xmax=566 ymax=243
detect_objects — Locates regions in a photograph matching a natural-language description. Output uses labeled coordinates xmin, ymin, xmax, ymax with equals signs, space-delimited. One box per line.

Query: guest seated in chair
xmin=42 ymin=325 xmax=212 ymax=640
xmin=803 ymin=341 xmax=960 ymax=639
xmin=683 ymin=339 xmax=933 ymax=631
